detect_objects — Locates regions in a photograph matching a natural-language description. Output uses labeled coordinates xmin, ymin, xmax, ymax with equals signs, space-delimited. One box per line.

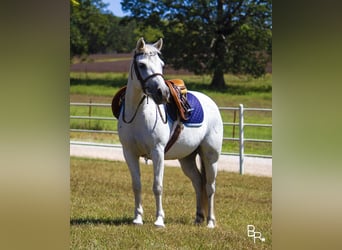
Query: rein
xmin=122 ymin=95 xmax=146 ymax=124
xmin=122 ymin=96 xmax=167 ymax=124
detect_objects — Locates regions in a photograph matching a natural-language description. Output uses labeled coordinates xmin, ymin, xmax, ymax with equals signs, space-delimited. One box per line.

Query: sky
xmin=104 ymin=0 xmax=126 ymax=17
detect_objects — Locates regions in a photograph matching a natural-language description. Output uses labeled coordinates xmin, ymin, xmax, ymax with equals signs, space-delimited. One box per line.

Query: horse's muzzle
xmin=152 ymin=87 xmax=170 ymax=104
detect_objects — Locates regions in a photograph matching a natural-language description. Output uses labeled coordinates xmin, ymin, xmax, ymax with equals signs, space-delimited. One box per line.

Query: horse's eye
xmin=138 ymin=63 xmax=146 ymax=69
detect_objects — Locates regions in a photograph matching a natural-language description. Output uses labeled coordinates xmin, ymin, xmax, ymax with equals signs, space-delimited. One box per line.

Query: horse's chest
xmin=118 ymin=118 xmax=169 ymax=154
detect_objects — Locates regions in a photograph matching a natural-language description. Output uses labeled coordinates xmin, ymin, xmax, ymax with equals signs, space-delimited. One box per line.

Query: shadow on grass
xmin=70 ymin=217 xmax=132 ymax=226
xmin=71 ymin=216 xmax=196 ymax=226
xmin=177 ymin=81 xmax=271 ymax=95
xmin=70 ymin=77 xmax=272 ymax=95
xmin=165 ymin=216 xmax=194 ymax=226
xmin=228 ymin=84 xmax=271 ymax=95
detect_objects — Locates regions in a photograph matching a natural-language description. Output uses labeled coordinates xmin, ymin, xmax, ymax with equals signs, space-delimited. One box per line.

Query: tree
xmin=121 ymin=0 xmax=272 ymax=89
xmin=106 ymin=16 xmax=138 ymax=53
xmin=71 ymin=0 xmax=141 ymax=56
xmin=70 ymin=0 xmax=111 ymax=57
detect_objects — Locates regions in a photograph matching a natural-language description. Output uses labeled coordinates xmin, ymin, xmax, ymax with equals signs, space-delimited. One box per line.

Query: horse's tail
xmin=199 ymin=157 xmax=208 ymax=218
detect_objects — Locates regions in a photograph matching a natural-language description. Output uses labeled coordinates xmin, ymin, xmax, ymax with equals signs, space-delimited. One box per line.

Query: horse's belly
xmin=164 ymin=126 xmax=204 ymax=160
xmin=164 ymin=146 xmax=196 ymax=160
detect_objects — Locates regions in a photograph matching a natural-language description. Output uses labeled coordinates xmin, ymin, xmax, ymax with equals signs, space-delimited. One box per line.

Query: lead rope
xmin=123 ymin=95 xmax=167 ymax=125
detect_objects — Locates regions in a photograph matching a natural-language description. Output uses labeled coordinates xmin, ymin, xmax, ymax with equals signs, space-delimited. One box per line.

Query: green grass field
xmin=70 ymin=157 xmax=272 ymax=249
xmin=70 ymin=72 xmax=272 ymax=156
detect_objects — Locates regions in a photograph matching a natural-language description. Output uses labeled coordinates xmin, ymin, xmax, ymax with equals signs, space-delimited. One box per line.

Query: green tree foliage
xmin=106 ymin=15 xmax=137 ymax=53
xmin=70 ymin=0 xmax=111 ymax=57
xmin=70 ymin=0 xmax=138 ymax=57
xmin=121 ymin=0 xmax=272 ymax=88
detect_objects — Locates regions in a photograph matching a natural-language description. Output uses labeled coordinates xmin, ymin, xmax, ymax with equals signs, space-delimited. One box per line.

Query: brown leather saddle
xmin=164 ymin=79 xmax=192 ymax=121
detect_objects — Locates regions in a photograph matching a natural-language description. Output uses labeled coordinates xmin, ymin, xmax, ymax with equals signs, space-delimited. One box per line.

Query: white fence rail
xmin=70 ymin=102 xmax=272 ymax=174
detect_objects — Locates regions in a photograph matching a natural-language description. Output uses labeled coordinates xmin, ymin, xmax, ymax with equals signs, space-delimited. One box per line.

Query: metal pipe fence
xmin=70 ymin=102 xmax=272 ymax=174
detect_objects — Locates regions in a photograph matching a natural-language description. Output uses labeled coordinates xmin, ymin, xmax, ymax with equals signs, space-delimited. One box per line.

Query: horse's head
xmin=132 ymin=37 xmax=169 ymax=104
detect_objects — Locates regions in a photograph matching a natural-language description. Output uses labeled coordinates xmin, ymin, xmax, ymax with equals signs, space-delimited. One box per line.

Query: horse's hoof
xmin=154 ymin=216 xmax=165 ymax=228
xmin=133 ymin=220 xmax=143 ymax=225
xmin=207 ymin=220 xmax=215 ymax=228
xmin=194 ymin=217 xmax=205 ymax=225
xmin=133 ymin=215 xmax=143 ymax=225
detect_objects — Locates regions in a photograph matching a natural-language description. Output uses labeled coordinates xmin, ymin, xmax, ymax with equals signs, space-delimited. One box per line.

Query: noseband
xmin=132 ymin=52 xmax=164 ymax=93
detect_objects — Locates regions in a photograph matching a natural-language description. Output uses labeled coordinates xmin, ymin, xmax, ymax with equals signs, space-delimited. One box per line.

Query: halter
xmin=123 ymin=51 xmax=167 ymax=124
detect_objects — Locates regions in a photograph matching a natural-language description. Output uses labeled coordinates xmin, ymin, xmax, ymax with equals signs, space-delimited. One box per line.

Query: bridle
xmin=123 ymin=51 xmax=167 ymax=124
xmin=132 ymin=51 xmax=165 ymax=94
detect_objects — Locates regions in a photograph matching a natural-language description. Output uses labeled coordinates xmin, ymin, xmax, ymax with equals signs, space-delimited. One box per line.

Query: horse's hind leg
xmin=123 ymin=150 xmax=143 ymax=225
xmin=199 ymin=146 xmax=219 ymax=228
xmin=179 ymin=151 xmax=206 ymax=225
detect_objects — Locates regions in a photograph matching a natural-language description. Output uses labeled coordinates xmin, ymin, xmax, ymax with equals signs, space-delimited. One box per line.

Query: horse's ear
xmin=136 ymin=37 xmax=145 ymax=51
xmin=153 ymin=38 xmax=163 ymax=51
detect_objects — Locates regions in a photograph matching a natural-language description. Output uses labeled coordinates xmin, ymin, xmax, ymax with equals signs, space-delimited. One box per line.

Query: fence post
xmin=232 ymin=109 xmax=237 ymax=138
xmin=88 ymin=99 xmax=92 ymax=129
xmin=239 ymin=104 xmax=244 ymax=175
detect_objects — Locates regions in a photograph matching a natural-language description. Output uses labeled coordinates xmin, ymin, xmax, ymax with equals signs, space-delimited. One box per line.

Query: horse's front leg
xmin=151 ymin=147 xmax=165 ymax=227
xmin=123 ymin=149 xmax=143 ymax=225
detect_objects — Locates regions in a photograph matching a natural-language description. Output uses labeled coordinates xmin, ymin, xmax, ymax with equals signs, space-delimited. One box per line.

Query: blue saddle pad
xmin=166 ymin=92 xmax=204 ymax=127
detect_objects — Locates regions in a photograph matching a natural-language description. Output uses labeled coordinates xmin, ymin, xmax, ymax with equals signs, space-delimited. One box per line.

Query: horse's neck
xmin=124 ymin=79 xmax=148 ymax=117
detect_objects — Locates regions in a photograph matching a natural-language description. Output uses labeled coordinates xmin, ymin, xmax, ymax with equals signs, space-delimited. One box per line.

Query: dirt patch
xmin=71 ymin=61 xmax=130 ymax=73
xmin=71 ymin=53 xmax=192 ymax=74
xmin=70 ymin=144 xmax=272 ymax=177
xmin=70 ymin=53 xmax=271 ymax=75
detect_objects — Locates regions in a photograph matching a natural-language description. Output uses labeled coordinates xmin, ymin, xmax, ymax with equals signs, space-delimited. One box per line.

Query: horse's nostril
xmin=157 ymin=88 xmax=162 ymax=97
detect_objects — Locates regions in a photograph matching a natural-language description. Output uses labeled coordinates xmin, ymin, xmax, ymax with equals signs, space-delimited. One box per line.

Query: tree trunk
xmin=211 ymin=68 xmax=226 ymax=89
xmin=210 ymin=34 xmax=227 ymax=89
xmin=210 ymin=0 xmax=226 ymax=90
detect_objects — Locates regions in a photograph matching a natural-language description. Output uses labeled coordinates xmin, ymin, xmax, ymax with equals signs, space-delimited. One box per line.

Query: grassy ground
xmin=70 ymin=72 xmax=272 ymax=156
xmin=70 ymin=157 xmax=272 ymax=249
xmin=70 ymin=72 xmax=272 ymax=107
